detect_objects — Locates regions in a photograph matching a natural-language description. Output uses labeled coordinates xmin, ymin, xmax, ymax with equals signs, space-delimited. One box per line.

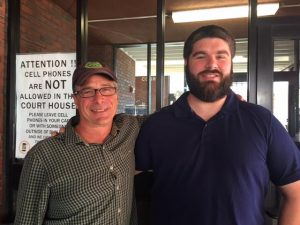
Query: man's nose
xmin=95 ymin=89 xmax=102 ymax=96
xmin=93 ymin=90 xmax=105 ymax=100
xmin=206 ymin=56 xmax=218 ymax=69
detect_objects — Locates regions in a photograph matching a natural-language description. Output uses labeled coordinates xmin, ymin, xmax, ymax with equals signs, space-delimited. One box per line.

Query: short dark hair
xmin=183 ymin=25 xmax=236 ymax=59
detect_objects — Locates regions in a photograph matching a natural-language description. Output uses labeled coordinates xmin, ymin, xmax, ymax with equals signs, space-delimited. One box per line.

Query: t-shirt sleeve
xmin=267 ymin=115 xmax=300 ymax=186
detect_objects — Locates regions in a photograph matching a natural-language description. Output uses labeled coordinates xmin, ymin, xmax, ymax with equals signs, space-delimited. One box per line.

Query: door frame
xmin=257 ymin=16 xmax=300 ymax=111
xmin=256 ymin=16 xmax=300 ymax=222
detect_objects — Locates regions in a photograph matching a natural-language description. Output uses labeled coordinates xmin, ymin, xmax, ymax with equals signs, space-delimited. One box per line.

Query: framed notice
xmin=15 ymin=53 xmax=77 ymax=159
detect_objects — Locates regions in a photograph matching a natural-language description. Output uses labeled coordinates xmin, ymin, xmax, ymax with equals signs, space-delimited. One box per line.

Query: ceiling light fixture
xmin=172 ymin=3 xmax=279 ymax=23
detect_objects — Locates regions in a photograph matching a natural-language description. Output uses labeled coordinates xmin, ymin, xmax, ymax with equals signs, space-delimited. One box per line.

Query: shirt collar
xmin=63 ymin=115 xmax=120 ymax=145
xmin=173 ymin=92 xmax=194 ymax=118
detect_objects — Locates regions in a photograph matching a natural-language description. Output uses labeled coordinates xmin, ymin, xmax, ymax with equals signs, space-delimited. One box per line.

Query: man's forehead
xmin=78 ymin=74 xmax=116 ymax=86
xmin=192 ymin=38 xmax=231 ymax=53
xmin=85 ymin=74 xmax=115 ymax=81
xmin=194 ymin=37 xmax=229 ymax=46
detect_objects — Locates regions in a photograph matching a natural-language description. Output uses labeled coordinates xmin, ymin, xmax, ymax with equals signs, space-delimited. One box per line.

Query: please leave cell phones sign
xmin=15 ymin=52 xmax=76 ymax=159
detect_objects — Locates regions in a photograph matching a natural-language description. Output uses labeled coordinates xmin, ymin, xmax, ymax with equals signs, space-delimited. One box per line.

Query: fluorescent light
xmin=257 ymin=3 xmax=280 ymax=16
xmin=172 ymin=3 xmax=279 ymax=23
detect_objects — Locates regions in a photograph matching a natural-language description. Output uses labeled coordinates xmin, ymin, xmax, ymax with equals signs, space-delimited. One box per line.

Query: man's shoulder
xmin=138 ymin=105 xmax=175 ymax=131
xmin=25 ymin=135 xmax=65 ymax=160
xmin=236 ymin=101 xmax=276 ymax=129
xmin=115 ymin=113 xmax=142 ymax=122
xmin=150 ymin=104 xmax=174 ymax=118
xmin=238 ymin=100 xmax=272 ymax=117
xmin=114 ymin=113 xmax=148 ymax=128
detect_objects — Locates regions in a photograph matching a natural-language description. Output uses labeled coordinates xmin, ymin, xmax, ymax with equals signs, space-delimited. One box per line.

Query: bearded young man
xmin=134 ymin=25 xmax=300 ymax=225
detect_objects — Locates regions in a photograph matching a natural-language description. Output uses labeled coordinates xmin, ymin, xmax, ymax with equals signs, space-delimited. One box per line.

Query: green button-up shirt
xmin=14 ymin=114 xmax=145 ymax=225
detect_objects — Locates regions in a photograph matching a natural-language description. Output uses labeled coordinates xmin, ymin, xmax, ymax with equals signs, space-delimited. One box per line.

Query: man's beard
xmin=185 ymin=65 xmax=233 ymax=102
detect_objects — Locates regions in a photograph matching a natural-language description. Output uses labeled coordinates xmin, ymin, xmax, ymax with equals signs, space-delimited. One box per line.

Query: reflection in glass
xmin=273 ymin=81 xmax=289 ymax=130
xmin=274 ymin=40 xmax=295 ymax=72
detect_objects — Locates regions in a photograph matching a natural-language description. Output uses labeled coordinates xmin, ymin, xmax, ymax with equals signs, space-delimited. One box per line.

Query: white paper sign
xmin=15 ymin=53 xmax=76 ymax=158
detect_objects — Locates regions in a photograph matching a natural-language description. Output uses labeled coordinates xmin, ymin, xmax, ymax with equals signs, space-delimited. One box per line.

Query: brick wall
xmin=0 ymin=0 xmax=6 ymax=215
xmin=115 ymin=49 xmax=135 ymax=113
xmin=135 ymin=76 xmax=170 ymax=113
xmin=88 ymin=45 xmax=113 ymax=67
xmin=0 ymin=0 xmax=76 ymax=221
xmin=20 ymin=0 xmax=76 ymax=53
xmin=136 ymin=76 xmax=156 ymax=112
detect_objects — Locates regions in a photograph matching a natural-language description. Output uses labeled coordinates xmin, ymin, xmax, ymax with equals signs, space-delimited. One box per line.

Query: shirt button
xmin=117 ymin=208 xmax=121 ymax=213
xmin=110 ymin=166 xmax=114 ymax=171
xmin=116 ymin=185 xmax=120 ymax=190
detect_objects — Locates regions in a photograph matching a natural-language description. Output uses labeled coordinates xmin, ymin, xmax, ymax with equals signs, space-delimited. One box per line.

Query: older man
xmin=14 ymin=62 xmax=143 ymax=225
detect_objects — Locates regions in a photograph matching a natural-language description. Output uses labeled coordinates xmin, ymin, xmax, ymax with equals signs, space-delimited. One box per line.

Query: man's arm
xmin=278 ymin=180 xmax=300 ymax=225
xmin=14 ymin=152 xmax=49 ymax=225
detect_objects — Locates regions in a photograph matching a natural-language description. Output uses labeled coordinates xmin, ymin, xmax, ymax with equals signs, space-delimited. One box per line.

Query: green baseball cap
xmin=72 ymin=61 xmax=117 ymax=91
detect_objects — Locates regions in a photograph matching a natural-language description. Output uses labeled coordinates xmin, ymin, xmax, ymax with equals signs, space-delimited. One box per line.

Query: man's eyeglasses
xmin=74 ymin=87 xmax=117 ymax=98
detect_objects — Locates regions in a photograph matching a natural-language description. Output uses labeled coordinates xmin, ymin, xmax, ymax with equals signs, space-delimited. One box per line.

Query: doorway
xmin=257 ymin=17 xmax=300 ymax=140
xmin=257 ymin=16 xmax=300 ymax=225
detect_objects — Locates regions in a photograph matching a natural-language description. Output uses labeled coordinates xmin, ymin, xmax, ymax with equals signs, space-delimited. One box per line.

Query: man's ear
xmin=184 ymin=59 xmax=187 ymax=66
xmin=72 ymin=94 xmax=79 ymax=109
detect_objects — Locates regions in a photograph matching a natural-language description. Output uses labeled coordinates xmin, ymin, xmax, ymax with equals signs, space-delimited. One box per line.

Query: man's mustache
xmin=198 ymin=69 xmax=223 ymax=76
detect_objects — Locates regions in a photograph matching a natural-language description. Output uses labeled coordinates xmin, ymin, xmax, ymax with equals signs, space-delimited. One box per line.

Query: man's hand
xmin=50 ymin=127 xmax=65 ymax=136
xmin=236 ymin=94 xmax=245 ymax=101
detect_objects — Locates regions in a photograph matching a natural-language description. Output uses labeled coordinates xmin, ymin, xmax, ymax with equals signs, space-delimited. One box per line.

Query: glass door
xmin=256 ymin=16 xmax=300 ymax=225
xmin=257 ymin=17 xmax=300 ymax=142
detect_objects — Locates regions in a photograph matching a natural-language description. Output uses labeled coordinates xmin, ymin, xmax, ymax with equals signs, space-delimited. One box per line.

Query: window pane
xmin=232 ymin=39 xmax=248 ymax=100
xmin=274 ymin=40 xmax=295 ymax=72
